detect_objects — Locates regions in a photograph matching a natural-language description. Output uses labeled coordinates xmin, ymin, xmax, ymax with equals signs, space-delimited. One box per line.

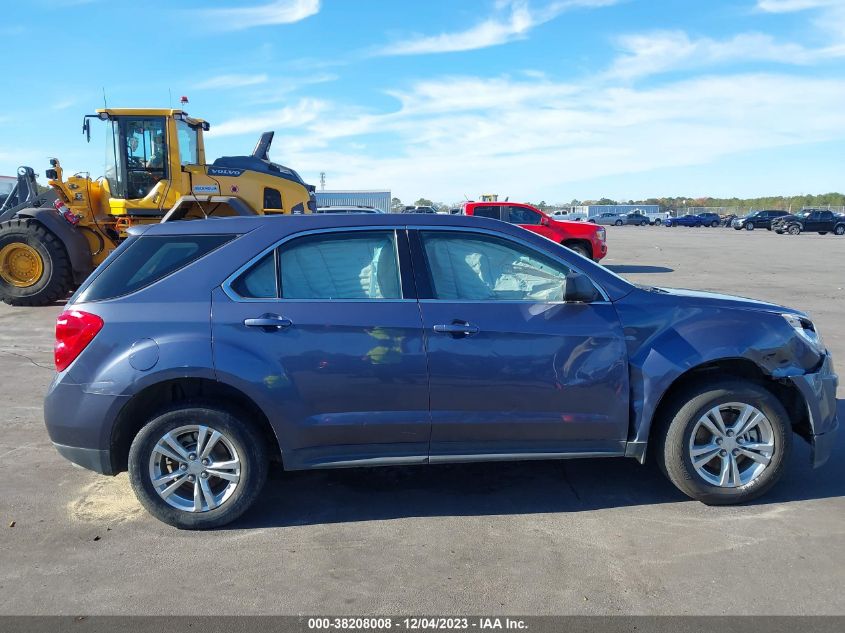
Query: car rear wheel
xmin=818 ymin=232 xmax=828 ymax=235
xmin=128 ymin=404 xmax=268 ymax=529
xmin=655 ymin=380 xmax=791 ymax=505
xmin=834 ymin=225 xmax=845 ymax=236
xmin=614 ymin=220 xmax=623 ymax=226
xmin=787 ymin=225 xmax=801 ymax=235
xmin=710 ymin=221 xmax=719 ymax=227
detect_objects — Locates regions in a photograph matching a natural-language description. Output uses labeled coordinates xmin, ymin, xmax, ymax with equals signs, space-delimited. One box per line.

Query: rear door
xmin=211 ymin=228 xmax=431 ymax=469
xmin=409 ymin=227 xmax=629 ymax=459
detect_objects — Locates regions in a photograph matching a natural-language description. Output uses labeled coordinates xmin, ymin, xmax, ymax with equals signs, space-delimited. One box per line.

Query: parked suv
xmin=733 ymin=210 xmax=789 ymax=231
xmin=45 ymin=215 xmax=837 ymax=529
xmin=697 ymin=213 xmax=721 ymax=228
xmin=772 ymin=209 xmax=845 ymax=236
xmin=462 ymin=201 xmax=606 ymax=261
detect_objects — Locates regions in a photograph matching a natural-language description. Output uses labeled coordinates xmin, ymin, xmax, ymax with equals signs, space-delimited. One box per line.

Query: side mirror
xmin=540 ymin=215 xmax=550 ymax=226
xmin=563 ymin=272 xmax=601 ymax=303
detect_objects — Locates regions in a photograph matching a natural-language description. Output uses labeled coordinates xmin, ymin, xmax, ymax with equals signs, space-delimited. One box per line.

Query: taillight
xmin=53 ymin=198 xmax=80 ymax=225
xmin=55 ymin=310 xmax=103 ymax=372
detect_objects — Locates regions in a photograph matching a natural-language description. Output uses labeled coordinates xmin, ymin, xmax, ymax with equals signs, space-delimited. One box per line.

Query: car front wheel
xmin=745 ymin=223 xmax=754 ymax=231
xmin=128 ymin=404 xmax=268 ymax=529
xmin=655 ymin=380 xmax=791 ymax=505
xmin=787 ymin=225 xmax=801 ymax=235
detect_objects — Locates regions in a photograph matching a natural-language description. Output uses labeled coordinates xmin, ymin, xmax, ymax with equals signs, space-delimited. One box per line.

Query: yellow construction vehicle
xmin=0 ymin=107 xmax=316 ymax=306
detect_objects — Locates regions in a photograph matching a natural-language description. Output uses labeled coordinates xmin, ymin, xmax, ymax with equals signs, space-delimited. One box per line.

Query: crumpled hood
xmin=653 ymin=286 xmax=803 ymax=316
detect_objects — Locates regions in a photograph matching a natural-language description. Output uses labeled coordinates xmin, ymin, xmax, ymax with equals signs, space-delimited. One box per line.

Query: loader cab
xmin=84 ymin=109 xmax=208 ymax=217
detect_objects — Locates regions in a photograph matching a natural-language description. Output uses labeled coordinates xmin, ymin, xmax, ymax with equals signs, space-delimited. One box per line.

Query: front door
xmin=211 ymin=228 xmax=431 ymax=469
xmin=409 ymin=228 xmax=629 ymax=460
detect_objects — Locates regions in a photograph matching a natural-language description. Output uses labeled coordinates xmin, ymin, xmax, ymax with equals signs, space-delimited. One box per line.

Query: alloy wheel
xmin=688 ymin=403 xmax=775 ymax=488
xmin=148 ymin=424 xmax=242 ymax=512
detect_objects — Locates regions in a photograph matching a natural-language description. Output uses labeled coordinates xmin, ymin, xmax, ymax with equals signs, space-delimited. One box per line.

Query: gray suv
xmin=45 ymin=214 xmax=838 ymax=529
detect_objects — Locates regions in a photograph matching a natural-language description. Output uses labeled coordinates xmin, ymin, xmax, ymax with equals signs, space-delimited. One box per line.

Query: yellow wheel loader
xmin=0 ymin=108 xmax=316 ymax=306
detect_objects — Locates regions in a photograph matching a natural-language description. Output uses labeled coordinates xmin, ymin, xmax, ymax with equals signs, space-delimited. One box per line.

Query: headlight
xmin=596 ymin=227 xmax=606 ymax=240
xmin=782 ymin=313 xmax=825 ymax=353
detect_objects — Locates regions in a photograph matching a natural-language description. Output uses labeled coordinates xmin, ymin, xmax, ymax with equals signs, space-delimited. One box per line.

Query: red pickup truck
xmin=462 ymin=201 xmax=607 ymax=261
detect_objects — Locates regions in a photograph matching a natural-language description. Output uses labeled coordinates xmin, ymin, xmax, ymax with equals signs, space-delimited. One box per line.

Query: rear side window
xmin=76 ymin=234 xmax=234 ymax=302
xmin=471 ymin=205 xmax=501 ymax=220
xmin=280 ymin=231 xmax=401 ymax=299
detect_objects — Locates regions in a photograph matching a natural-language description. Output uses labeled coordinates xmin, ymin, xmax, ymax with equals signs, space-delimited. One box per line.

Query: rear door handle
xmin=433 ymin=321 xmax=480 ymax=337
xmin=244 ymin=314 xmax=292 ymax=331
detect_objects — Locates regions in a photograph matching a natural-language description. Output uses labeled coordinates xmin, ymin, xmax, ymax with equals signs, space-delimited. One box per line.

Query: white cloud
xmin=756 ymin=0 xmax=838 ymax=12
xmin=201 ymin=72 xmax=845 ymax=201
xmin=377 ymin=0 xmax=617 ymax=56
xmin=202 ymin=0 xmax=320 ymax=31
xmin=606 ymin=30 xmax=839 ymax=79
xmin=193 ymin=74 xmax=269 ymax=90
xmin=208 ymin=98 xmax=329 ymax=137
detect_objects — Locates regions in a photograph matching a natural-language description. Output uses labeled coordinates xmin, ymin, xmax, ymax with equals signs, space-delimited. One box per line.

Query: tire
xmin=0 ymin=218 xmax=73 ymax=306
xmin=834 ymin=225 xmax=845 ymax=236
xmin=641 ymin=221 xmax=648 ymax=227
xmin=654 ymin=219 xmax=662 ymax=226
xmin=818 ymin=232 xmax=828 ymax=235
xmin=744 ymin=223 xmax=754 ymax=231
xmin=710 ymin=221 xmax=719 ymax=228
xmin=564 ymin=242 xmax=592 ymax=259
xmin=614 ymin=220 xmax=623 ymax=226
xmin=787 ymin=224 xmax=801 ymax=235
xmin=128 ymin=403 xmax=269 ymax=529
xmin=654 ymin=380 xmax=792 ymax=505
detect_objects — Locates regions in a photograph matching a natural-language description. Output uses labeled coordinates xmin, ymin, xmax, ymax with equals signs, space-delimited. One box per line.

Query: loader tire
xmin=0 ymin=218 xmax=73 ymax=306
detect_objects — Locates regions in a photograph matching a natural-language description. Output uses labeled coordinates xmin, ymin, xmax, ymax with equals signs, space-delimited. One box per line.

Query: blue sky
xmin=0 ymin=0 xmax=843 ymax=204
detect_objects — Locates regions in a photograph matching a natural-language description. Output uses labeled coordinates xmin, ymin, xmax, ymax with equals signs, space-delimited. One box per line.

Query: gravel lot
xmin=0 ymin=225 xmax=842 ymax=615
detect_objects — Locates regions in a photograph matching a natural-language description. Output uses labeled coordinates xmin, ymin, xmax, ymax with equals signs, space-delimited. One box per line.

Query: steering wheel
xmin=127 ymin=155 xmax=145 ymax=168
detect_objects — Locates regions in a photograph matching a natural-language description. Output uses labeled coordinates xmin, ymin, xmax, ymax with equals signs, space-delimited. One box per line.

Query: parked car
xmin=622 ymin=212 xmax=651 ymax=226
xmin=733 ymin=210 xmax=789 ymax=231
xmin=315 ymin=205 xmax=382 ymax=214
xmin=664 ymin=214 xmax=704 ymax=227
xmin=697 ymin=213 xmax=721 ymax=228
xmin=462 ymin=201 xmax=606 ymax=261
xmin=404 ymin=206 xmax=438 ymax=214
xmin=44 ymin=214 xmax=837 ymax=529
xmin=773 ymin=209 xmax=845 ymax=236
xmin=589 ymin=212 xmax=626 ymax=226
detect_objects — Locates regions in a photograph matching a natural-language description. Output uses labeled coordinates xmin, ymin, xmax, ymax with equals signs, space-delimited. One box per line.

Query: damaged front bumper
xmin=789 ymin=352 xmax=839 ymax=468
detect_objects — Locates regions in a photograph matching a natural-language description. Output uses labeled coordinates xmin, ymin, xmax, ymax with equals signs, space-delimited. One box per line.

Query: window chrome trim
xmin=221 ymin=226 xmax=412 ymax=303
xmin=411 ymin=225 xmax=611 ymax=303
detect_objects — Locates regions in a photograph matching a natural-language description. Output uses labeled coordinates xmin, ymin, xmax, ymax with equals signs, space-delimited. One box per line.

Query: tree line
xmin=391 ymin=193 xmax=844 ymax=213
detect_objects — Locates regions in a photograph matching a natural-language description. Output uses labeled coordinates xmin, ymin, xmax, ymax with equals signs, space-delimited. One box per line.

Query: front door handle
xmin=433 ymin=321 xmax=480 ymax=337
xmin=244 ymin=314 xmax=292 ymax=332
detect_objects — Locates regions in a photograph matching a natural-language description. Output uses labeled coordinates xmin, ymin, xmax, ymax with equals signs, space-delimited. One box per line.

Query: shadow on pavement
xmin=605 ymin=264 xmax=674 ymax=274
xmin=230 ymin=399 xmax=844 ymax=529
